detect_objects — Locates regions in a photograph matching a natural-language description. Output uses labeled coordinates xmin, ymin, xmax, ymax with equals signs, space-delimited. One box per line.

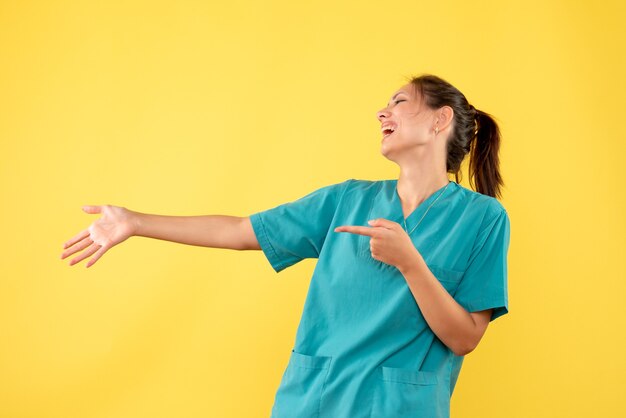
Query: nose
xmin=377 ymin=107 xmax=390 ymax=121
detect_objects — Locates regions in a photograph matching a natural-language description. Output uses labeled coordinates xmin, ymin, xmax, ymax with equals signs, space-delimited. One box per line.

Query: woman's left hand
xmin=334 ymin=218 xmax=421 ymax=272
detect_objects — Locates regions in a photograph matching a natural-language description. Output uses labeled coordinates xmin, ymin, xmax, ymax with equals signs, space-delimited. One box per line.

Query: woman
xmin=60 ymin=74 xmax=511 ymax=418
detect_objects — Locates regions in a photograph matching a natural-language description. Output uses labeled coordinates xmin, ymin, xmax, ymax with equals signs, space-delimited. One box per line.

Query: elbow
xmin=452 ymin=312 xmax=490 ymax=356
xmin=451 ymin=346 xmax=469 ymax=357
xmin=452 ymin=339 xmax=478 ymax=357
xmin=238 ymin=217 xmax=261 ymax=251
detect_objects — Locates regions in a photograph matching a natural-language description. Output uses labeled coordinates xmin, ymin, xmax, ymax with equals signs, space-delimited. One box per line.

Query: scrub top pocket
xmin=371 ymin=365 xmax=439 ymax=418
xmin=270 ymin=350 xmax=332 ymax=418
xmin=427 ymin=264 xmax=464 ymax=295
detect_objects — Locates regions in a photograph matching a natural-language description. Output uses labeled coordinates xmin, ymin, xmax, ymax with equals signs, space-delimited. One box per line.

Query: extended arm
xmin=131 ymin=211 xmax=261 ymax=251
xmin=61 ymin=204 xmax=261 ymax=268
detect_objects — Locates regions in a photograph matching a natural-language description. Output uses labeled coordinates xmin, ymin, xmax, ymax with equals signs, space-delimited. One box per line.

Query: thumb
xmin=367 ymin=218 xmax=396 ymax=229
xmin=82 ymin=205 xmax=102 ymax=214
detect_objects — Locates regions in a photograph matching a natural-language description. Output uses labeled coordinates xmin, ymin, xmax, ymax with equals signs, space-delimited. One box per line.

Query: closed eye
xmin=386 ymin=97 xmax=407 ymax=107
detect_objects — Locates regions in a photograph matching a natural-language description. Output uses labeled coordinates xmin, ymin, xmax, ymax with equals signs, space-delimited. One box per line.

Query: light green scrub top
xmin=249 ymin=178 xmax=510 ymax=418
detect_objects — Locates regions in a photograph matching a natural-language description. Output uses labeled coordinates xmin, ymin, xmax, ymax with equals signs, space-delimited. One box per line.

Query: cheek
xmin=404 ymin=119 xmax=432 ymax=138
xmin=397 ymin=125 xmax=425 ymax=141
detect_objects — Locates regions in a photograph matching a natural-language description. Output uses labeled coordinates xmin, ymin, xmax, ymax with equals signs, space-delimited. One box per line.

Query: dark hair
xmin=406 ymin=74 xmax=504 ymax=199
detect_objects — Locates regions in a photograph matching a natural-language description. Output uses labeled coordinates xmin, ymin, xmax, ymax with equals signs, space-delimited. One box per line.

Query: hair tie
xmin=469 ymin=104 xmax=478 ymax=118
xmin=469 ymin=104 xmax=479 ymax=135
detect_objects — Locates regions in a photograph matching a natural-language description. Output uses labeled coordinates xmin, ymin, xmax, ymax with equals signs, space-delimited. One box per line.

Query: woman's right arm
xmin=132 ymin=211 xmax=261 ymax=250
xmin=60 ymin=205 xmax=260 ymax=268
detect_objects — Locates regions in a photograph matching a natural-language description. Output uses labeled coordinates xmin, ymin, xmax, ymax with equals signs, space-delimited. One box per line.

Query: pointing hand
xmin=334 ymin=218 xmax=421 ymax=271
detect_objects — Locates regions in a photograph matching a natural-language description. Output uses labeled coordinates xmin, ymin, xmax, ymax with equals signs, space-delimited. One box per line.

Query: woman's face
xmin=376 ymin=83 xmax=438 ymax=159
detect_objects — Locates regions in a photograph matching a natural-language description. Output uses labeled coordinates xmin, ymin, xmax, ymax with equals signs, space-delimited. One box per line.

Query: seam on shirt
xmin=250 ymin=212 xmax=288 ymax=273
xmin=324 ymin=178 xmax=354 ymax=237
xmin=334 ymin=178 xmax=354 ymax=220
xmin=358 ymin=180 xmax=381 ymax=257
xmin=465 ymin=208 xmax=507 ymax=270
xmin=252 ymin=178 xmax=353 ymax=273
xmin=479 ymin=208 xmax=506 ymax=239
xmin=317 ymin=358 xmax=333 ymax=418
xmin=318 ymin=178 xmax=355 ymax=258
xmin=462 ymin=297 xmax=508 ymax=317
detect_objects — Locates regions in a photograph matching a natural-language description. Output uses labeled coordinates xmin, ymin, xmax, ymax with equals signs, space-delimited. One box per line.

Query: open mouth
xmin=382 ymin=128 xmax=395 ymax=138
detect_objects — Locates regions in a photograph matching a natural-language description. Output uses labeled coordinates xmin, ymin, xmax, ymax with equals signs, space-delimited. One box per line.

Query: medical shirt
xmin=249 ymin=178 xmax=511 ymax=418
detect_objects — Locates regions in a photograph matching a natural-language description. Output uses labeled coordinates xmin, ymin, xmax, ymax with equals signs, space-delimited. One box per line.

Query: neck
xmin=396 ymin=167 xmax=450 ymax=211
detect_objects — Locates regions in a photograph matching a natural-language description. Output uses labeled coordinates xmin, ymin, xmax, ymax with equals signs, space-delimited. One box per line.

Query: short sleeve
xmin=454 ymin=208 xmax=511 ymax=322
xmin=249 ymin=179 xmax=352 ymax=273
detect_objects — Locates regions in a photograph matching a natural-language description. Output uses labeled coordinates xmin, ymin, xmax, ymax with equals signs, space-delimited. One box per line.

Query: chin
xmin=380 ymin=144 xmax=397 ymax=161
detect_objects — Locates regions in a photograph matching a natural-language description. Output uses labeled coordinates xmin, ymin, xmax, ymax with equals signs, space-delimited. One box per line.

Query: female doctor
xmin=61 ymin=73 xmax=511 ymax=418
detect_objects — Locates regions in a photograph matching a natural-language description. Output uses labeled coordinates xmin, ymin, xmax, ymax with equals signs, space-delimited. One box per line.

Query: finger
xmin=367 ymin=218 xmax=398 ymax=229
xmin=82 ymin=205 xmax=102 ymax=214
xmin=69 ymin=242 xmax=101 ymax=266
xmin=334 ymin=226 xmax=375 ymax=237
xmin=61 ymin=236 xmax=93 ymax=260
xmin=62 ymin=229 xmax=90 ymax=250
xmin=86 ymin=245 xmax=108 ymax=268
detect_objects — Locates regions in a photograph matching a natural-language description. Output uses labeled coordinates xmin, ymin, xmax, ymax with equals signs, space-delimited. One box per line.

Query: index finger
xmin=334 ymin=225 xmax=375 ymax=237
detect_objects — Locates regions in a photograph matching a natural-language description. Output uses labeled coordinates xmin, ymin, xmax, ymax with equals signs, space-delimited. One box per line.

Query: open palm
xmin=60 ymin=205 xmax=136 ymax=268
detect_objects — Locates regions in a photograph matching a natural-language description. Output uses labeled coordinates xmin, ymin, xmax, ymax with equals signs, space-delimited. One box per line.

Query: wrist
xmin=397 ymin=248 xmax=426 ymax=276
xmin=126 ymin=209 xmax=143 ymax=237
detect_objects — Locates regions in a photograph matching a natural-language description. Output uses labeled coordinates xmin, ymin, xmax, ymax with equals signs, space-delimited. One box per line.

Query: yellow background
xmin=1 ymin=0 xmax=625 ymax=417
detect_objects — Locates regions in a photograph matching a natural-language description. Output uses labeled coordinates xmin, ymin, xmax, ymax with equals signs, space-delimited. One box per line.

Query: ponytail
xmin=468 ymin=108 xmax=504 ymax=199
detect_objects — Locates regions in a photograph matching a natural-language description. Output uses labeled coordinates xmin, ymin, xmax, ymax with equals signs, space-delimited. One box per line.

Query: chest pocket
xmin=371 ymin=365 xmax=441 ymax=418
xmin=427 ymin=264 xmax=464 ymax=295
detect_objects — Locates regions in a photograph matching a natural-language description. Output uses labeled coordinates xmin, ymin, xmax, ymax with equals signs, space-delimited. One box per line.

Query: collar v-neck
xmin=391 ymin=179 xmax=454 ymax=232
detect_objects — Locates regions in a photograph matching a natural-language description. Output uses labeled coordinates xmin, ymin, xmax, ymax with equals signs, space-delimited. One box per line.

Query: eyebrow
xmin=387 ymin=91 xmax=408 ymax=107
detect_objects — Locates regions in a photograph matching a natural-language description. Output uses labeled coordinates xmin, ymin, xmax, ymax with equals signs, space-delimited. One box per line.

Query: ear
xmin=436 ymin=105 xmax=454 ymax=132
